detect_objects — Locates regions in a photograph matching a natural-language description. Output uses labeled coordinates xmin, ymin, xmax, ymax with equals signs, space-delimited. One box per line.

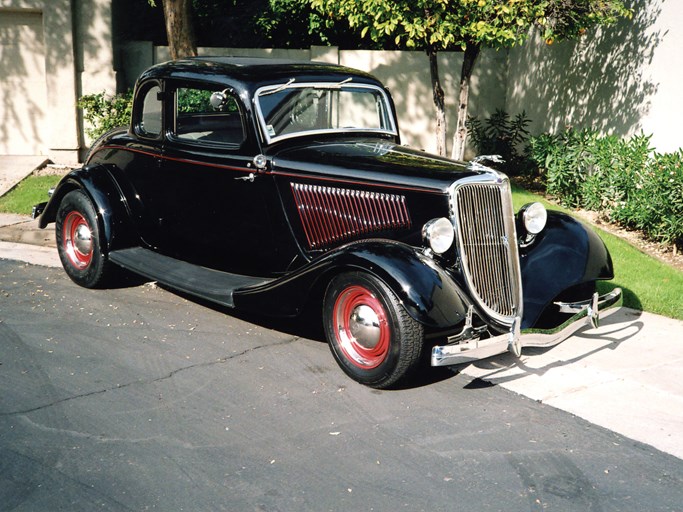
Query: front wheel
xmin=323 ymin=272 xmax=424 ymax=389
xmin=55 ymin=189 xmax=111 ymax=288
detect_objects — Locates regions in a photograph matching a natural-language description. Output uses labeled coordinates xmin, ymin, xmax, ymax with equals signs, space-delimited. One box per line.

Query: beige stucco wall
xmin=74 ymin=0 xmax=117 ymax=96
xmin=0 ymin=0 xmax=115 ymax=161
xmin=506 ymin=0 xmax=680 ymax=153
xmin=5 ymin=0 xmax=676 ymax=161
xmin=0 ymin=9 xmax=47 ymax=155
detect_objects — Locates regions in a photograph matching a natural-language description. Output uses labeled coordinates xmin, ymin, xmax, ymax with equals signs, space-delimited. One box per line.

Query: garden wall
xmin=506 ymin=0 xmax=681 ymax=154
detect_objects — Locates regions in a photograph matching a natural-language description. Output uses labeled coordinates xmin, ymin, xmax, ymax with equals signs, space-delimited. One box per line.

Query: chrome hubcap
xmin=333 ymin=285 xmax=390 ymax=369
xmin=74 ymin=223 xmax=93 ymax=256
xmin=349 ymin=304 xmax=381 ymax=349
xmin=63 ymin=211 xmax=93 ymax=269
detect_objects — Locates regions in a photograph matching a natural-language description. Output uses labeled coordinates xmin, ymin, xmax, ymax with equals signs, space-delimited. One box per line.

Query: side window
xmin=139 ymin=85 xmax=162 ymax=137
xmin=174 ymin=86 xmax=245 ymax=146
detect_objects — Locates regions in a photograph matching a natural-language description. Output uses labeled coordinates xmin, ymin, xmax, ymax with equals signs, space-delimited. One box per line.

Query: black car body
xmin=36 ymin=57 xmax=621 ymax=388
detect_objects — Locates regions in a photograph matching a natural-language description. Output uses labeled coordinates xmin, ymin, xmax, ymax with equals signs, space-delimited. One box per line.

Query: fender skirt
xmin=520 ymin=211 xmax=614 ymax=329
xmin=234 ymin=240 xmax=471 ymax=330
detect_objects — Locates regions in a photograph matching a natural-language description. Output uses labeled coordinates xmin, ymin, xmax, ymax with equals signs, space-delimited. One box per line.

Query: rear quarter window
xmin=138 ymin=84 xmax=162 ymax=138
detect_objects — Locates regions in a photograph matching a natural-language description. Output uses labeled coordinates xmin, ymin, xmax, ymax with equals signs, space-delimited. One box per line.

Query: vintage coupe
xmin=35 ymin=57 xmax=621 ymax=388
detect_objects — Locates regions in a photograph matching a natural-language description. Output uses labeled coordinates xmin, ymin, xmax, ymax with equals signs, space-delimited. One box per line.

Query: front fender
xmin=234 ymin=240 xmax=470 ymax=330
xmin=520 ymin=211 xmax=614 ymax=328
xmin=38 ymin=165 xmax=135 ymax=252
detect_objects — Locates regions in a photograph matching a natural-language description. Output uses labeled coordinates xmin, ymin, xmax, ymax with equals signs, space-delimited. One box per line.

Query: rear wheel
xmin=55 ymin=189 xmax=111 ymax=288
xmin=323 ymin=272 xmax=423 ymax=389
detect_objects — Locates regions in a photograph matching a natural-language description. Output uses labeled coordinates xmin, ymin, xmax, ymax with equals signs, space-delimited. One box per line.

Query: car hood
xmin=268 ymin=139 xmax=495 ymax=194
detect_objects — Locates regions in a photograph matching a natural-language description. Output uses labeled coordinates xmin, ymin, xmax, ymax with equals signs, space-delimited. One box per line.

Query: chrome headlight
xmin=422 ymin=217 xmax=455 ymax=254
xmin=521 ymin=202 xmax=547 ymax=235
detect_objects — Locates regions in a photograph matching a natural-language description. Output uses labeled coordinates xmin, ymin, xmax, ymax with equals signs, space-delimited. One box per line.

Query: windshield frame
xmin=253 ymin=81 xmax=398 ymax=145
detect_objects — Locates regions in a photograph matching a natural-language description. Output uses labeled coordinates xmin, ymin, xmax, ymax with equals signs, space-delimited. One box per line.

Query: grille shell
xmin=291 ymin=183 xmax=411 ymax=249
xmin=450 ymin=177 xmax=522 ymax=325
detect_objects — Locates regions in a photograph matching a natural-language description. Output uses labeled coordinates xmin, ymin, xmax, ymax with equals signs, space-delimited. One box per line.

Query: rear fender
xmin=38 ymin=165 xmax=135 ymax=252
xmin=234 ymin=240 xmax=470 ymax=330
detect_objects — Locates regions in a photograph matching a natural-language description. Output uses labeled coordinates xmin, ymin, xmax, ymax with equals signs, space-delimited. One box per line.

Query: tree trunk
xmin=451 ymin=43 xmax=480 ymax=161
xmin=162 ymin=0 xmax=197 ymax=60
xmin=427 ymin=48 xmax=447 ymax=157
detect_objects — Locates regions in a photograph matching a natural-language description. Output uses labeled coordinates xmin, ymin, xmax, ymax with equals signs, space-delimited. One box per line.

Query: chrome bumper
xmin=431 ymin=288 xmax=623 ymax=367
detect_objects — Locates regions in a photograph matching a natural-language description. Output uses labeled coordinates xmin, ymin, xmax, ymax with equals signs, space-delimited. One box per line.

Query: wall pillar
xmin=43 ymin=0 xmax=80 ymax=161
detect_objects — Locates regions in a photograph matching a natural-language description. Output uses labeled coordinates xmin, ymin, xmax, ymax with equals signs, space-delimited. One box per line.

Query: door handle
xmin=234 ymin=172 xmax=256 ymax=182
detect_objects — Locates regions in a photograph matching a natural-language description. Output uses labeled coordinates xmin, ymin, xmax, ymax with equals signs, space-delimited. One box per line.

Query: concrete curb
xmin=0 ymin=240 xmax=62 ymax=268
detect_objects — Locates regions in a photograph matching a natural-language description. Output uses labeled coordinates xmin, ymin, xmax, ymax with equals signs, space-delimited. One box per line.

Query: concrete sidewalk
xmin=0 ymin=156 xmax=50 ymax=197
xmin=1 ymin=212 xmax=682 ymax=461
xmin=0 ymin=214 xmax=60 ymax=267
xmin=462 ymin=309 xmax=683 ymax=459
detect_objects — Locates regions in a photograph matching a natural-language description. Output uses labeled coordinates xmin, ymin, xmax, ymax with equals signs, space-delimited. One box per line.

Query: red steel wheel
xmin=62 ymin=210 xmax=94 ymax=269
xmin=323 ymin=272 xmax=424 ymax=389
xmin=332 ymin=285 xmax=391 ymax=369
xmin=55 ymin=189 xmax=112 ymax=288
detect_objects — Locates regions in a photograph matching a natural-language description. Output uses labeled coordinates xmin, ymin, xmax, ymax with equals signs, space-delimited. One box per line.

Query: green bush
xmin=528 ymin=128 xmax=683 ymax=250
xmin=528 ymin=129 xmax=591 ymax=207
xmin=612 ymin=150 xmax=683 ymax=247
xmin=466 ymin=109 xmax=532 ymax=176
xmin=581 ymin=133 xmax=651 ymax=216
xmin=78 ymin=91 xmax=133 ymax=140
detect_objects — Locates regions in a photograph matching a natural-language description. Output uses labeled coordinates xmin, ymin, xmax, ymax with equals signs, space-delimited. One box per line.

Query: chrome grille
xmin=291 ymin=183 xmax=411 ymax=249
xmin=452 ymin=180 xmax=522 ymax=323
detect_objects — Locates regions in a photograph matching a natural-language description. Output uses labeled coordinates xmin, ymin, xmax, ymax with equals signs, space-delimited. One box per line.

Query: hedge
xmin=528 ymin=128 xmax=683 ymax=250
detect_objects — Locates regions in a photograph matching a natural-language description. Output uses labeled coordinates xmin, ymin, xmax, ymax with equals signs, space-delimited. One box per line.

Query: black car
xmin=35 ymin=57 xmax=621 ymax=388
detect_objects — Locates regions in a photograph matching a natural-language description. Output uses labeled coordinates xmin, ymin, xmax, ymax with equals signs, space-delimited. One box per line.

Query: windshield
xmin=255 ymin=82 xmax=397 ymax=143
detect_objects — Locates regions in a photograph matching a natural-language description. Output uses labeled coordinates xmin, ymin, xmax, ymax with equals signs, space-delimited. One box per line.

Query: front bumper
xmin=431 ymin=287 xmax=623 ymax=367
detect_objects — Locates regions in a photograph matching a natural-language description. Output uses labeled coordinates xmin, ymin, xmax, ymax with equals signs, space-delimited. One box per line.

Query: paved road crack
xmin=0 ymin=336 xmax=299 ymax=417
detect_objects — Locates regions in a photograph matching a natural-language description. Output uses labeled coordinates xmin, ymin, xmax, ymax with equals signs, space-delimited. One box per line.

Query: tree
xmin=148 ymin=0 xmax=197 ymax=59
xmin=310 ymin=0 xmax=631 ymax=160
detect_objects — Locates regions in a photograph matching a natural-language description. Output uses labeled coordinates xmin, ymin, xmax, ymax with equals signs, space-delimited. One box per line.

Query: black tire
xmin=323 ymin=271 xmax=424 ymax=389
xmin=55 ymin=189 xmax=111 ymax=288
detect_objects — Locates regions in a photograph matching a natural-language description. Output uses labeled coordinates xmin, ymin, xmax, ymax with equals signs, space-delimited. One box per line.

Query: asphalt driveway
xmin=1 ymin=259 xmax=682 ymax=511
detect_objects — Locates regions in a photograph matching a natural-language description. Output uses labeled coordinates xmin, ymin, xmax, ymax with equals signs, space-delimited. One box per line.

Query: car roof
xmin=138 ymin=56 xmax=383 ymax=91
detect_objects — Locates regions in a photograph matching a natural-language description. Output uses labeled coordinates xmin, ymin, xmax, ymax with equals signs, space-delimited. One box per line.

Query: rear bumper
xmin=431 ymin=287 xmax=623 ymax=367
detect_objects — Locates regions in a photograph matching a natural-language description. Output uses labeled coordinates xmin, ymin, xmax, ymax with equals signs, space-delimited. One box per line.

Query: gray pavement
xmin=2 ymin=259 xmax=681 ymax=511
xmin=1 ymin=211 xmax=682 ymax=461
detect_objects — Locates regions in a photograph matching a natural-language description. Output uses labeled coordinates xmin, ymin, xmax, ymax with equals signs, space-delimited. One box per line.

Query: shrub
xmin=528 ymin=128 xmax=683 ymax=250
xmin=78 ymin=91 xmax=133 ymax=140
xmin=581 ymin=132 xmax=652 ymax=216
xmin=613 ymin=150 xmax=683 ymax=247
xmin=466 ymin=109 xmax=532 ymax=176
xmin=534 ymin=129 xmax=595 ymax=207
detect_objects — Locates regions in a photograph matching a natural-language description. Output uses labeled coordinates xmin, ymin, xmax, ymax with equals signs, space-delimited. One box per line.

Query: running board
xmin=109 ymin=247 xmax=273 ymax=308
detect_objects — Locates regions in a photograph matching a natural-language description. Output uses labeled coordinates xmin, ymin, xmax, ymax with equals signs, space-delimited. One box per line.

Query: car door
xmin=156 ymin=81 xmax=294 ymax=277
xmin=114 ymin=79 xmax=167 ymax=250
